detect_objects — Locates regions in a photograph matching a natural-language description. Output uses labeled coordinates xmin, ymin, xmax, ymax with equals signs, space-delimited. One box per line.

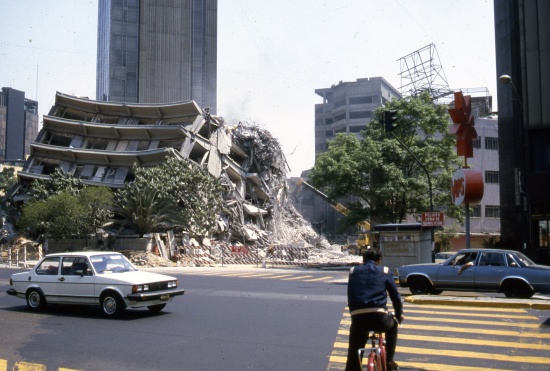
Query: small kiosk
xmin=373 ymin=223 xmax=433 ymax=271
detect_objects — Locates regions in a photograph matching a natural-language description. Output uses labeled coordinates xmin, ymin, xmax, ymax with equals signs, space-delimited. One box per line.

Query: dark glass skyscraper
xmin=495 ymin=0 xmax=550 ymax=261
xmin=96 ymin=0 xmax=217 ymax=112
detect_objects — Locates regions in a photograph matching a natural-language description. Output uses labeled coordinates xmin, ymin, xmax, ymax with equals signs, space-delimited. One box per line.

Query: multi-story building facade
xmin=0 ymin=87 xmax=39 ymax=164
xmin=313 ymin=77 xmax=402 ymax=156
xmin=96 ymin=0 xmax=217 ymax=112
xmin=495 ymin=1 xmax=550 ymax=263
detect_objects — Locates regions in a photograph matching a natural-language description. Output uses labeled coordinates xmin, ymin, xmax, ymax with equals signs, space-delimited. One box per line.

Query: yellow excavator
xmin=296 ymin=178 xmax=372 ymax=255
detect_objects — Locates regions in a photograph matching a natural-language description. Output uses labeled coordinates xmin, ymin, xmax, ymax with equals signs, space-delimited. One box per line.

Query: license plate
xmin=160 ymin=294 xmax=170 ymax=301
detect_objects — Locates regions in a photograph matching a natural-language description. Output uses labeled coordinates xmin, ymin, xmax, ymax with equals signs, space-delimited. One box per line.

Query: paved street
xmin=1 ymin=265 xmax=550 ymax=370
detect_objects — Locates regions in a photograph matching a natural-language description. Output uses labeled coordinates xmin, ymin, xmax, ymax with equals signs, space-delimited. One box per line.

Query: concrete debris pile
xmin=5 ymin=93 xmax=343 ymax=263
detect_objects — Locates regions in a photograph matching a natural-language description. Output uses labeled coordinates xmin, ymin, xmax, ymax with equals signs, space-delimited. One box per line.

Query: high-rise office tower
xmin=0 ymin=87 xmax=39 ymax=163
xmin=96 ymin=0 xmax=217 ymax=112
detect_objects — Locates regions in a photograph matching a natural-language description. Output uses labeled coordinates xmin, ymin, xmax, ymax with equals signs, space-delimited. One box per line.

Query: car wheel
xmin=101 ymin=292 xmax=126 ymax=317
xmin=503 ymin=280 xmax=534 ymax=299
xmin=26 ymin=289 xmax=46 ymax=311
xmin=408 ymin=277 xmax=434 ymax=295
xmin=147 ymin=304 xmax=166 ymax=313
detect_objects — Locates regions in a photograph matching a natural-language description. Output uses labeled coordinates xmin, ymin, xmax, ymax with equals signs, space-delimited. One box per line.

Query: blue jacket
xmin=347 ymin=260 xmax=403 ymax=318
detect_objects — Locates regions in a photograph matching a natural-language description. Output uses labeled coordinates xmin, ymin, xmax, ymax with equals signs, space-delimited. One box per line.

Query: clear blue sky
xmin=0 ymin=0 xmax=496 ymax=177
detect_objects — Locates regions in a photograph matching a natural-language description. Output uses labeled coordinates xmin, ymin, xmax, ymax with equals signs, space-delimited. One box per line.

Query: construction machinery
xmin=296 ymin=178 xmax=372 ymax=255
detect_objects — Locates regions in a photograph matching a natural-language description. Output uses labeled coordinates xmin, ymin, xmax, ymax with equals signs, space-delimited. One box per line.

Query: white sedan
xmin=7 ymin=251 xmax=184 ymax=317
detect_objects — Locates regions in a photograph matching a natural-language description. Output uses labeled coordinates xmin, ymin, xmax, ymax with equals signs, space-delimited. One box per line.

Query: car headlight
xmin=167 ymin=280 xmax=177 ymax=288
xmin=132 ymin=284 xmax=150 ymax=293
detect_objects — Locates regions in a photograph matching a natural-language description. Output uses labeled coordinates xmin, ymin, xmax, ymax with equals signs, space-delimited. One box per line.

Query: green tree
xmin=309 ymin=92 xmax=461 ymax=227
xmin=0 ymin=167 xmax=17 ymax=195
xmin=113 ymin=184 xmax=181 ymax=237
xmin=18 ymin=187 xmax=113 ymax=240
xmin=27 ymin=168 xmax=86 ymax=202
xmin=114 ymin=157 xmax=225 ymax=237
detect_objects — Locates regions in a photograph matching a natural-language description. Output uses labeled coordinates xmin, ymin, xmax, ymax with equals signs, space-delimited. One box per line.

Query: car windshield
xmin=90 ymin=254 xmax=136 ymax=273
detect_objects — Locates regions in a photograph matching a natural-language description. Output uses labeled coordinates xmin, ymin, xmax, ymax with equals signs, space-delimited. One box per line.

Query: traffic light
xmin=384 ymin=110 xmax=398 ymax=132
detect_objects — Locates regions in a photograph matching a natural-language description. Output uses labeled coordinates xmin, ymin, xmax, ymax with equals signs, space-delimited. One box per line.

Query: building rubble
xmin=5 ymin=93 xmax=363 ymax=265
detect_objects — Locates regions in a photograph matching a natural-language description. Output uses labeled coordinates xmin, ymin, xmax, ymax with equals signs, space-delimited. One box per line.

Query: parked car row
xmin=7 ymin=251 xmax=184 ymax=317
xmin=395 ymin=248 xmax=550 ymax=298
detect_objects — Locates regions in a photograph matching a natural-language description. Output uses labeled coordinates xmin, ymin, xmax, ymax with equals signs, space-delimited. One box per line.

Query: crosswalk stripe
xmin=333 ymin=331 xmax=550 ymax=350
xmin=280 ymin=275 xmax=314 ymax=280
xmin=303 ymin=276 xmax=334 ymax=282
xmin=0 ymin=359 xmax=6 ymax=371
xmin=398 ymin=308 xmax=538 ymax=320
xmin=341 ymin=316 xmax=542 ymax=329
xmin=328 ymin=355 xmax=516 ymax=371
xmin=338 ymin=324 xmax=550 ymax=338
xmin=12 ymin=361 xmax=46 ymax=370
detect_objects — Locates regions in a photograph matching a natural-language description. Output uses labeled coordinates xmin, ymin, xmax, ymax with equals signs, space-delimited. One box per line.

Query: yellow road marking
xmin=333 ymin=330 xmax=550 ymax=350
xmin=396 ymin=308 xmax=537 ymax=320
xmin=341 ymin=316 xmax=541 ymax=328
xmin=328 ymin=356 xmax=516 ymax=371
xmin=0 ymin=359 xmax=6 ymax=371
xmin=403 ymin=304 xmax=529 ymax=313
xmin=13 ymin=362 xmax=46 ymax=371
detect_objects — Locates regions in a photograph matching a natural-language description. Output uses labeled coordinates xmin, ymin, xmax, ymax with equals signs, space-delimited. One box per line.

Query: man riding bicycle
xmin=345 ymin=250 xmax=405 ymax=371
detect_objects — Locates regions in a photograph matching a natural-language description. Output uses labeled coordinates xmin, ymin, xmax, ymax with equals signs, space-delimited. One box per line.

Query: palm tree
xmin=114 ymin=185 xmax=181 ymax=237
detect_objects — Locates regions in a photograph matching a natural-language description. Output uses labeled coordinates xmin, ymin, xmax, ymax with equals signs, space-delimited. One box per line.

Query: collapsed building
xmin=10 ymin=92 xmax=323 ymax=254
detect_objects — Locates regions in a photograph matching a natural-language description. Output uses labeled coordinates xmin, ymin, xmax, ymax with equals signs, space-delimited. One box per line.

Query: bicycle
xmin=358 ymin=330 xmax=387 ymax=371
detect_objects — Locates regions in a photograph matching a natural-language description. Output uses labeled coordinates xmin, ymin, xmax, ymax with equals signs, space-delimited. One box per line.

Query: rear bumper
xmin=127 ymin=288 xmax=185 ymax=302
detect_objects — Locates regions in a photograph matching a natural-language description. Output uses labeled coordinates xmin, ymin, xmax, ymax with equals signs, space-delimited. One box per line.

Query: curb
xmin=405 ymin=294 xmax=550 ymax=310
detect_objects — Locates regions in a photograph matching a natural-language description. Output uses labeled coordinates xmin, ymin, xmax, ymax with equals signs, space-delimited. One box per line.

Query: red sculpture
xmin=448 ymin=91 xmax=478 ymax=159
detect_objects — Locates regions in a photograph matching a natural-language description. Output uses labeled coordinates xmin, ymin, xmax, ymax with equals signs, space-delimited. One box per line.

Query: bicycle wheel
xmin=366 ymin=351 xmax=383 ymax=371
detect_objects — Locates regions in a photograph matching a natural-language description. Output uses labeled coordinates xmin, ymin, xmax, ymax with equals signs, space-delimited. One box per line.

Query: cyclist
xmin=345 ymin=250 xmax=404 ymax=371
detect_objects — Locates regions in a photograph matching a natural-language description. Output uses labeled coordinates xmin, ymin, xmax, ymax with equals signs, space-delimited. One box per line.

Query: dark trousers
xmin=344 ymin=312 xmax=398 ymax=371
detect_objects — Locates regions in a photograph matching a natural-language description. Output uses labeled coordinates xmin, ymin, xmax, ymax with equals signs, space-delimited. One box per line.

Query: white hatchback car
xmin=7 ymin=251 xmax=184 ymax=317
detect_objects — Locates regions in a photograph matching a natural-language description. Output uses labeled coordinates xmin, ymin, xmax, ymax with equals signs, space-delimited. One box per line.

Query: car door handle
xmin=58 ymin=277 xmax=65 ymax=282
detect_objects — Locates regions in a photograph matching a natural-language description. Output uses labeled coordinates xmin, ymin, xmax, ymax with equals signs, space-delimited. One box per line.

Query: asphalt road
xmin=1 ymin=265 xmax=550 ymax=371
xmin=0 ymin=266 xmax=348 ymax=371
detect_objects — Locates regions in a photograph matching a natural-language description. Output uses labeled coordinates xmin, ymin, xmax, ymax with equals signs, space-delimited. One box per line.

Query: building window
xmin=325 ymin=130 xmax=333 ymax=138
xmin=485 ymin=137 xmax=499 ymax=150
xmin=349 ymin=96 xmax=373 ymax=105
xmin=349 ymin=111 xmax=371 ymax=119
xmin=485 ymin=205 xmax=500 ymax=218
xmin=325 ymin=118 xmax=333 ymax=125
xmin=469 ymin=205 xmax=481 ymax=218
xmin=334 ymin=113 xmax=346 ymax=122
xmin=485 ymin=171 xmax=499 ymax=184
xmin=349 ymin=126 xmax=365 ymax=133
xmin=472 ymin=138 xmax=481 ymax=149
xmin=334 ymin=98 xmax=346 ymax=108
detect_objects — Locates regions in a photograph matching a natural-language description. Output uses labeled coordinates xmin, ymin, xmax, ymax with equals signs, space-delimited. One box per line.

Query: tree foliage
xmin=27 ymin=168 xmax=86 ymax=202
xmin=18 ymin=187 xmax=113 ymax=239
xmin=309 ymin=92 xmax=462 ymax=228
xmin=113 ymin=157 xmax=225 ymax=237
xmin=0 ymin=167 xmax=17 ymax=195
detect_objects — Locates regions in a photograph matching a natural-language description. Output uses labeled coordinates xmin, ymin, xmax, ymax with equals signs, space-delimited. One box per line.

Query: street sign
xmin=421 ymin=212 xmax=445 ymax=227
